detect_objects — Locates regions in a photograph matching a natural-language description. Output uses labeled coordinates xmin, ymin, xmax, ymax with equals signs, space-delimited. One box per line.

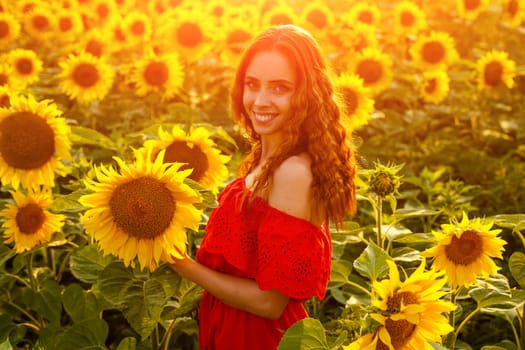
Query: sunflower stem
xmin=25 ymin=253 xmax=37 ymax=291
xmin=444 ymin=288 xmax=458 ymax=349
xmin=454 ymin=306 xmax=480 ymax=341
xmin=376 ymin=197 xmax=383 ymax=249
xmin=161 ymin=318 xmax=179 ymax=350
xmin=151 ymin=324 xmax=159 ymax=350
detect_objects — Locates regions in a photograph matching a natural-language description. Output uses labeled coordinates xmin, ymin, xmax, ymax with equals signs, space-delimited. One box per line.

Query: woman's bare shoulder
xmin=268 ymin=153 xmax=313 ymax=221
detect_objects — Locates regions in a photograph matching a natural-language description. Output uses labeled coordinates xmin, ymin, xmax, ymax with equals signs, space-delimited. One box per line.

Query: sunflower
xmin=349 ymin=47 xmax=393 ymax=95
xmin=0 ymin=12 xmax=21 ymax=47
xmin=23 ymin=6 xmax=55 ymax=40
xmin=393 ymin=1 xmax=427 ymax=36
xmin=0 ymin=62 xmax=16 ymax=90
xmin=142 ymin=125 xmax=230 ymax=194
xmin=344 ymin=2 xmax=381 ymax=28
xmin=261 ymin=2 xmax=298 ymax=27
xmin=58 ymin=51 xmax=115 ymax=104
xmin=79 ymin=147 xmax=202 ymax=271
xmin=78 ymin=28 xmax=111 ymax=58
xmin=55 ymin=7 xmax=84 ymax=43
xmin=475 ymin=50 xmax=516 ymax=91
xmin=1 ymin=188 xmax=65 ymax=253
xmin=420 ymin=69 xmax=450 ymax=104
xmin=128 ymin=49 xmax=184 ymax=100
xmin=422 ymin=212 xmax=507 ymax=288
xmin=219 ymin=19 xmax=255 ymax=66
xmin=0 ymin=94 xmax=71 ymax=190
xmin=7 ymin=48 xmax=43 ymax=88
xmin=409 ymin=31 xmax=459 ymax=70
xmin=298 ymin=1 xmax=335 ymax=36
xmin=502 ymin=0 xmax=524 ymax=27
xmin=347 ymin=259 xmax=455 ymax=349
xmin=0 ymin=86 xmax=11 ymax=108
xmin=333 ymin=72 xmax=374 ymax=130
xmin=156 ymin=8 xmax=215 ymax=62
xmin=121 ymin=11 xmax=153 ymax=47
xmin=457 ymin=0 xmax=490 ymax=21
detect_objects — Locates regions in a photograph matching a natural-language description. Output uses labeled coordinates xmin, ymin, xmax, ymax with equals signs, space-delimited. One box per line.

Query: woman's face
xmin=242 ymin=50 xmax=296 ymax=140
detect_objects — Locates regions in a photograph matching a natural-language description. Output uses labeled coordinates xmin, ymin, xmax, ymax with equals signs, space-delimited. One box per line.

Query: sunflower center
xmin=387 ymin=291 xmax=419 ymax=310
xmin=177 ymin=22 xmax=203 ymax=48
xmin=96 ymin=4 xmax=109 ymax=19
xmin=385 ymin=318 xmax=416 ymax=348
xmin=270 ymin=14 xmax=293 ymax=25
xmin=465 ymin=0 xmax=481 ymax=10
xmin=0 ymin=73 xmax=8 ymax=86
xmin=356 ymin=59 xmax=383 ymax=85
xmin=358 ymin=11 xmax=373 ymax=24
xmin=0 ymin=20 xmax=9 ymax=39
xmin=401 ymin=11 xmax=415 ymax=27
xmin=445 ymin=229 xmax=483 ymax=265
xmin=307 ymin=9 xmax=327 ymax=29
xmin=0 ymin=111 xmax=55 ymax=170
xmin=227 ymin=30 xmax=251 ymax=54
xmin=341 ymin=86 xmax=359 ymax=115
xmin=422 ymin=41 xmax=445 ymax=64
xmin=144 ymin=61 xmax=169 ymax=86
xmin=32 ymin=15 xmax=49 ymax=31
xmin=131 ymin=21 xmax=145 ymax=36
xmin=16 ymin=203 xmax=46 ymax=234
xmin=0 ymin=92 xmax=9 ymax=107
xmin=484 ymin=61 xmax=503 ymax=87
xmin=59 ymin=17 xmax=73 ymax=32
xmin=73 ymin=62 xmax=100 ymax=88
xmin=109 ymin=176 xmax=175 ymax=240
xmin=425 ymin=78 xmax=437 ymax=93
xmin=16 ymin=58 xmax=33 ymax=75
xmin=507 ymin=0 xmax=518 ymax=16
xmin=86 ymin=40 xmax=103 ymax=57
xmin=164 ymin=140 xmax=209 ymax=182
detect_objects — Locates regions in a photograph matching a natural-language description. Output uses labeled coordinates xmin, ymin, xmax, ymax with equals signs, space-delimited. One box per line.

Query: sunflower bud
xmin=367 ymin=162 xmax=402 ymax=198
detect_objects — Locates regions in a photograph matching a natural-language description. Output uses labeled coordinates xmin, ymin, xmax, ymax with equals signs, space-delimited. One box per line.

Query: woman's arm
xmin=169 ymin=257 xmax=289 ymax=320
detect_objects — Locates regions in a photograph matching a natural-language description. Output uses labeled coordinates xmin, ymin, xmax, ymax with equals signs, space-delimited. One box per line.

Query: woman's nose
xmin=254 ymin=88 xmax=271 ymax=105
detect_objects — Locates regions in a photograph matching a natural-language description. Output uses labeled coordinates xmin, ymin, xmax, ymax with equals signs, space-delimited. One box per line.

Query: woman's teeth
xmin=254 ymin=113 xmax=276 ymax=122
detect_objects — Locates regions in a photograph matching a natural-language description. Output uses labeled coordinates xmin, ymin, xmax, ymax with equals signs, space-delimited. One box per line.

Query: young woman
xmin=169 ymin=24 xmax=357 ymax=349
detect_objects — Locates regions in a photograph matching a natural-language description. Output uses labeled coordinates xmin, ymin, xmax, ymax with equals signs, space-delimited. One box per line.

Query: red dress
xmin=196 ymin=177 xmax=332 ymax=350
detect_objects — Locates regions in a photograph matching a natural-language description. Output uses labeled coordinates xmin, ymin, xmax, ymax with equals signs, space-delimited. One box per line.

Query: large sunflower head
xmin=501 ymin=0 xmax=524 ymax=27
xmin=156 ymin=8 xmax=215 ymax=62
xmin=0 ymin=12 xmax=21 ymax=47
xmin=457 ymin=0 xmax=490 ymax=21
xmin=0 ymin=94 xmax=71 ymax=190
xmin=345 ymin=2 xmax=381 ymax=28
xmin=420 ymin=69 xmax=450 ymax=104
xmin=1 ymin=188 xmax=66 ymax=253
xmin=298 ymin=2 xmax=335 ymax=35
xmin=333 ymin=72 xmax=374 ymax=130
xmin=393 ymin=1 xmax=427 ymax=36
xmin=142 ymin=125 xmax=231 ymax=194
xmin=7 ymin=48 xmax=43 ymax=88
xmin=366 ymin=259 xmax=456 ymax=349
xmin=349 ymin=47 xmax=393 ymax=95
xmin=80 ymin=147 xmax=203 ymax=271
xmin=218 ymin=19 xmax=255 ymax=66
xmin=422 ymin=212 xmax=507 ymax=288
xmin=409 ymin=31 xmax=459 ymax=70
xmin=23 ymin=5 xmax=55 ymax=40
xmin=476 ymin=50 xmax=516 ymax=91
xmin=121 ymin=10 xmax=153 ymax=47
xmin=58 ymin=50 xmax=115 ymax=104
xmin=128 ymin=49 xmax=184 ymax=100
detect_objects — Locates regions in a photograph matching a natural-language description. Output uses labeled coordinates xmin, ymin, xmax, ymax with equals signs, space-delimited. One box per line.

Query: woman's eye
xmin=245 ymin=81 xmax=257 ymax=89
xmin=274 ymin=85 xmax=288 ymax=93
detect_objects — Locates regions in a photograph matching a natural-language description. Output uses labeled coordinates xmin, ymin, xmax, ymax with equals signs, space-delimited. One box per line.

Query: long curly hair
xmin=231 ymin=24 xmax=357 ymax=225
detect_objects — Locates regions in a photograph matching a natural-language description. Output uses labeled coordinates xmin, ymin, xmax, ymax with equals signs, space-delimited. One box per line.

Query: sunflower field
xmin=0 ymin=0 xmax=524 ymax=349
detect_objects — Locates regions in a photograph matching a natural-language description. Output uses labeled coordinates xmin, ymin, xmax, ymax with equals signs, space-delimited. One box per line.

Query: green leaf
xmin=469 ymin=274 xmax=512 ymax=308
xmin=23 ymin=280 xmax=62 ymax=324
xmin=97 ymin=261 xmax=135 ymax=306
xmin=70 ymin=246 xmax=115 ymax=284
xmin=53 ymin=318 xmax=108 ymax=350
xmin=330 ymin=259 xmax=352 ymax=284
xmin=353 ymin=242 xmax=391 ymax=281
xmin=0 ymin=339 xmax=13 ymax=350
xmin=490 ymin=214 xmax=525 ymax=232
xmin=70 ymin=125 xmax=119 ymax=151
xmin=0 ymin=315 xmax=15 ymax=343
xmin=277 ymin=318 xmax=329 ymax=350
xmin=115 ymin=337 xmax=137 ymax=350
xmin=509 ymin=252 xmax=525 ymax=289
xmin=62 ymin=284 xmax=102 ymax=323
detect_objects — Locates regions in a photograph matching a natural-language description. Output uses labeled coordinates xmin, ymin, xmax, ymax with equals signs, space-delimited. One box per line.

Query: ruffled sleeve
xmin=255 ymin=200 xmax=332 ymax=301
